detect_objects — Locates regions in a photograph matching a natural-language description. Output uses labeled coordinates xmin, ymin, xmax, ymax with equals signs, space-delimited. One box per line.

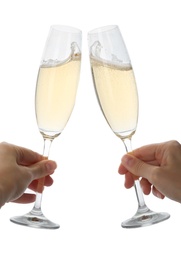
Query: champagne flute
xmin=10 ymin=25 xmax=82 ymax=229
xmin=88 ymin=25 xmax=170 ymax=228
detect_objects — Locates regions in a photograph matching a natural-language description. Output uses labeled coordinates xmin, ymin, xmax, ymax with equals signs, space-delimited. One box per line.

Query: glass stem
xmin=32 ymin=138 xmax=53 ymax=212
xmin=122 ymin=137 xmax=146 ymax=208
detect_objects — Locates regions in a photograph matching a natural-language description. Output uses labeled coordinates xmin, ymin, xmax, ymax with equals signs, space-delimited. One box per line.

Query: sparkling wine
xmin=35 ymin=54 xmax=81 ymax=138
xmin=91 ymin=57 xmax=138 ymax=138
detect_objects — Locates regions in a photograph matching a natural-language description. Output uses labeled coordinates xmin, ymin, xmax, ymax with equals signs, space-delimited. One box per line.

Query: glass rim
xmin=88 ymin=25 xmax=118 ymax=34
xmin=50 ymin=24 xmax=82 ymax=34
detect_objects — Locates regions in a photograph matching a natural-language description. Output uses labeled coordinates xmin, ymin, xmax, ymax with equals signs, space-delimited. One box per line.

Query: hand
xmin=118 ymin=140 xmax=181 ymax=203
xmin=0 ymin=142 xmax=57 ymax=207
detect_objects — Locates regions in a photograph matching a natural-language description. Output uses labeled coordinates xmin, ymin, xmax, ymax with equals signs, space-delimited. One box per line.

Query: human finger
xmin=140 ymin=178 xmax=152 ymax=195
xmin=152 ymin=186 xmax=165 ymax=199
xmin=118 ymin=162 xmax=139 ymax=182
xmin=132 ymin=143 xmax=160 ymax=162
xmin=121 ymin=153 xmax=157 ymax=180
xmin=11 ymin=144 xmax=44 ymax=166
xmin=12 ymin=193 xmax=36 ymax=204
xmin=123 ymin=172 xmax=134 ymax=188
xmin=28 ymin=176 xmax=54 ymax=192
xmin=118 ymin=164 xmax=128 ymax=175
xmin=28 ymin=160 xmax=57 ymax=180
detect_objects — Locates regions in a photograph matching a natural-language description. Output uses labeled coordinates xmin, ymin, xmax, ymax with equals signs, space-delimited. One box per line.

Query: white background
xmin=0 ymin=0 xmax=181 ymax=259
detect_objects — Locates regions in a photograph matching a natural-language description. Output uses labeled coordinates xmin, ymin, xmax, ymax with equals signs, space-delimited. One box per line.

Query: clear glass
xmin=88 ymin=25 xmax=170 ymax=228
xmin=10 ymin=25 xmax=82 ymax=229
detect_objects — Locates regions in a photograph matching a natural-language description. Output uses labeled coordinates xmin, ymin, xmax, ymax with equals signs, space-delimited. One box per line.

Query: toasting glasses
xmin=10 ymin=25 xmax=82 ymax=229
xmin=88 ymin=25 xmax=170 ymax=228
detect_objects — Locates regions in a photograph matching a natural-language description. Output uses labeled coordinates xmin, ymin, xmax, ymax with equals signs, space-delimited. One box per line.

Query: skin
xmin=118 ymin=140 xmax=181 ymax=203
xmin=0 ymin=142 xmax=57 ymax=208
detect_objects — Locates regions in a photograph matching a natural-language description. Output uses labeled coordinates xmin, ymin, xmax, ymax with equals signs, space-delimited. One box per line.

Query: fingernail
xmin=122 ymin=154 xmax=134 ymax=166
xmin=46 ymin=161 xmax=56 ymax=172
xmin=156 ymin=192 xmax=164 ymax=199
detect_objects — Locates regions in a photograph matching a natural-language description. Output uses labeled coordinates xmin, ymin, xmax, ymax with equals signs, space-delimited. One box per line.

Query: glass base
xmin=121 ymin=209 xmax=170 ymax=228
xmin=10 ymin=211 xmax=60 ymax=229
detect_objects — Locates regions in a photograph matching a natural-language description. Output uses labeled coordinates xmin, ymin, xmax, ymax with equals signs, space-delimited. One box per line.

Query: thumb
xmin=121 ymin=154 xmax=154 ymax=180
xmin=28 ymin=160 xmax=57 ymax=180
